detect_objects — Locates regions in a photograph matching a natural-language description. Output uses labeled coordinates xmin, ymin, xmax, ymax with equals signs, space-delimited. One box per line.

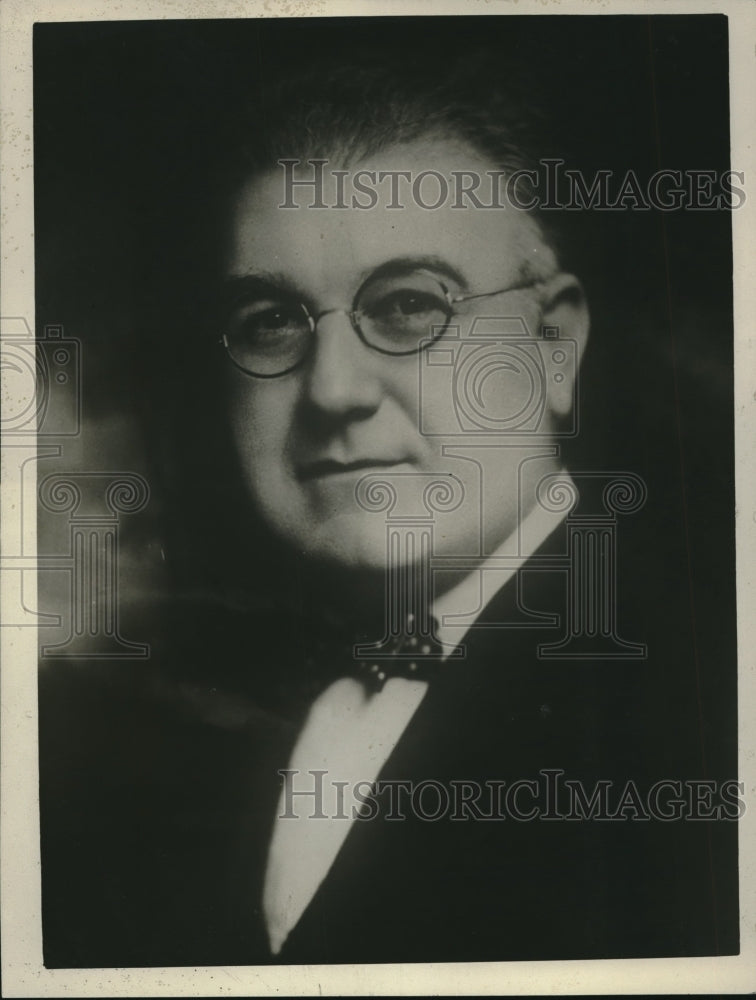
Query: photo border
xmin=2 ymin=0 xmax=754 ymax=994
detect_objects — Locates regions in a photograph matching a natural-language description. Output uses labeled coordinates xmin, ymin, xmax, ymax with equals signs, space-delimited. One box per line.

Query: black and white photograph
xmin=1 ymin=1 xmax=755 ymax=995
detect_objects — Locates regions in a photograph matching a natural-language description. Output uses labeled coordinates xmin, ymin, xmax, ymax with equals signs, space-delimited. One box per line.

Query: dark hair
xmin=209 ymin=52 xmax=565 ymax=264
xmin=231 ymin=63 xmax=542 ymax=168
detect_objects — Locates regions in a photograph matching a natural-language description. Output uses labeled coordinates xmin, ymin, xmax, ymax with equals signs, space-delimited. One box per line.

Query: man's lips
xmin=297 ymin=458 xmax=410 ymax=481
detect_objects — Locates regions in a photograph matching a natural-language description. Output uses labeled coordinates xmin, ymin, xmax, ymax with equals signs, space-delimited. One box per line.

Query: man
xmin=216 ymin=71 xmax=596 ymax=950
xmin=38 ymin=32 xmax=738 ymax=968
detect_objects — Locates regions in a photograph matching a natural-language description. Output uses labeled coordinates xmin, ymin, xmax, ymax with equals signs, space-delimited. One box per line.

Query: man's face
xmin=222 ymin=139 xmax=582 ymax=572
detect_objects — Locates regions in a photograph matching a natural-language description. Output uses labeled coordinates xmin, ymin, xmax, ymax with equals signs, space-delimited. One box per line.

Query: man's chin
xmin=264 ymin=510 xmax=393 ymax=575
xmin=300 ymin=521 xmax=390 ymax=574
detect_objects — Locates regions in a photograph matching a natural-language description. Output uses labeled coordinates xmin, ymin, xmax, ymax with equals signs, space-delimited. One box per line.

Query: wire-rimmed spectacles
xmin=219 ymin=268 xmax=543 ymax=379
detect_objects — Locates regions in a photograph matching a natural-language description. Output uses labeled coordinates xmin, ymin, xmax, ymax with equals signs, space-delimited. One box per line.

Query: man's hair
xmin=223 ymin=59 xmax=545 ymax=177
xmin=208 ymin=50 xmax=564 ymax=261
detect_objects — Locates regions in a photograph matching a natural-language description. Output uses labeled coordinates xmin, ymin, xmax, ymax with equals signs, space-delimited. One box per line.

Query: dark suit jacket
xmin=38 ymin=518 xmax=739 ymax=968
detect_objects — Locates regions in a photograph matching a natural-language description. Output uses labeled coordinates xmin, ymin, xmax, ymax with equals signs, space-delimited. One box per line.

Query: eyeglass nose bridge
xmin=301 ymin=304 xmax=373 ymax=349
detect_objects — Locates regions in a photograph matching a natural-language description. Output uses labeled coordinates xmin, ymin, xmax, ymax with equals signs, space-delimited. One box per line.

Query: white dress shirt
xmin=262 ymin=483 xmax=569 ymax=954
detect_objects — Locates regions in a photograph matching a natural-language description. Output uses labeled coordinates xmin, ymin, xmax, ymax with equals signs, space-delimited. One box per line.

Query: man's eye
xmin=230 ymin=302 xmax=307 ymax=341
xmin=369 ymin=289 xmax=445 ymax=319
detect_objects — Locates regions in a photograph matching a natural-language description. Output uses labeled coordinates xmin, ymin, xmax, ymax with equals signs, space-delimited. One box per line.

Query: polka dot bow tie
xmin=352 ymin=613 xmax=447 ymax=692
xmin=306 ymin=613 xmax=448 ymax=695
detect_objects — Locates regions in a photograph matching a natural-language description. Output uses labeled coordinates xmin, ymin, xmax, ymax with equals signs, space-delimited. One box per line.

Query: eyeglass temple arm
xmin=448 ymin=276 xmax=544 ymax=306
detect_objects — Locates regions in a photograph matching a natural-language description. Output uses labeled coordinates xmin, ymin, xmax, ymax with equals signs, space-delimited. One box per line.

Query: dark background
xmin=34 ymin=14 xmax=738 ymax=959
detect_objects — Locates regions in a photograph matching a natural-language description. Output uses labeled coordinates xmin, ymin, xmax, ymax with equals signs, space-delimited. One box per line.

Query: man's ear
xmin=538 ymin=272 xmax=590 ymax=420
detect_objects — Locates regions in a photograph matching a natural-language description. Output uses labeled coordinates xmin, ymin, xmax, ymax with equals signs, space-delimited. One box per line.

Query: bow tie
xmin=302 ymin=612 xmax=448 ymax=696
xmin=352 ymin=613 xmax=447 ymax=692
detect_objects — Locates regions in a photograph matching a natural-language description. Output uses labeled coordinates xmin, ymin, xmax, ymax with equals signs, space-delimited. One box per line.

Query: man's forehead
xmin=225 ymin=138 xmax=552 ymax=292
xmin=241 ymin=136 xmax=510 ymax=208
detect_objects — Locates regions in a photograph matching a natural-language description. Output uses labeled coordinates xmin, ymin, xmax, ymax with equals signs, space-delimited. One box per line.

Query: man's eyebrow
xmin=220 ymin=272 xmax=303 ymax=304
xmin=362 ymin=256 xmax=470 ymax=290
xmin=220 ymin=256 xmax=473 ymax=305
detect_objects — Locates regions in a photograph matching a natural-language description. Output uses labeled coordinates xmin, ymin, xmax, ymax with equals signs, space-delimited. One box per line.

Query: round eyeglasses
xmin=219 ymin=268 xmax=541 ymax=378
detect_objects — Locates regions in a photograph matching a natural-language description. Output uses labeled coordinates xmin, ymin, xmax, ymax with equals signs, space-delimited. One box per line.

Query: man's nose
xmin=302 ymin=310 xmax=383 ymax=418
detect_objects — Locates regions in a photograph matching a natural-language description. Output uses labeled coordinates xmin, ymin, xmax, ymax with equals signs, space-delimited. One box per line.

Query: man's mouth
xmin=297 ymin=458 xmax=409 ymax=481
